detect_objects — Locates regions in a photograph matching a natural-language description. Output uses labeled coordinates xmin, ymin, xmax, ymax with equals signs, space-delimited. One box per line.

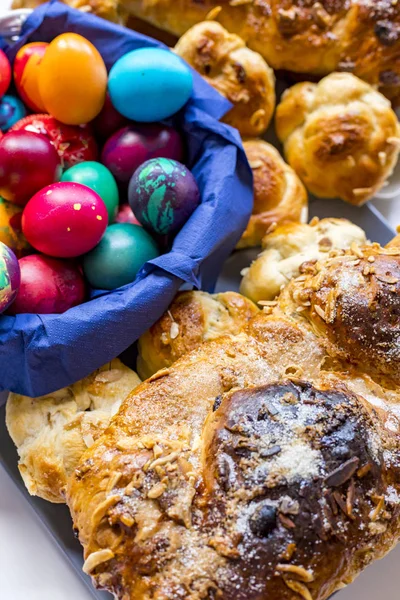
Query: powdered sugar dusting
xmin=271 ymin=441 xmax=322 ymax=483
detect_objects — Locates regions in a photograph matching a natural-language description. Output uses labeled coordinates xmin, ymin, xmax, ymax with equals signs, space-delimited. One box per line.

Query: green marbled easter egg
xmin=128 ymin=157 xmax=200 ymax=235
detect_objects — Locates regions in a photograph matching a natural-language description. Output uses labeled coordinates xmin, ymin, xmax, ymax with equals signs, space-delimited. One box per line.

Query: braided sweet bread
xmin=123 ymin=0 xmax=400 ymax=106
xmin=67 ymin=233 xmax=400 ymax=600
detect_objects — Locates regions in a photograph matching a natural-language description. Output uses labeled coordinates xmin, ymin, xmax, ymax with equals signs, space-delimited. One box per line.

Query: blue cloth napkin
xmin=0 ymin=0 xmax=253 ymax=397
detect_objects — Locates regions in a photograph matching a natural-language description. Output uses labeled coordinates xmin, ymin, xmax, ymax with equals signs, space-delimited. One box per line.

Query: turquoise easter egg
xmin=0 ymin=241 xmax=20 ymax=313
xmin=108 ymin=48 xmax=193 ymax=122
xmin=83 ymin=223 xmax=159 ymax=290
xmin=61 ymin=161 xmax=119 ymax=223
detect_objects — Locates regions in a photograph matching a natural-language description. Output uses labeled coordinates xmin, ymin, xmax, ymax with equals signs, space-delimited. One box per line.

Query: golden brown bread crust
xmin=6 ymin=359 xmax=140 ymax=503
xmin=137 ymin=290 xmax=259 ymax=379
xmin=275 ymin=72 xmax=400 ymax=205
xmin=240 ymin=217 xmax=366 ymax=302
xmin=280 ymin=242 xmax=400 ymax=384
xmin=238 ymin=140 xmax=308 ymax=248
xmin=174 ymin=22 xmax=276 ymax=137
xmin=12 ymin=0 xmax=127 ymax=23
xmin=67 ymin=236 xmax=400 ymax=600
xmin=122 ymin=0 xmax=400 ymax=105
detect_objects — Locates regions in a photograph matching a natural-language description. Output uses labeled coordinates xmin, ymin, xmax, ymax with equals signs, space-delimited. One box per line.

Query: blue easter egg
xmin=83 ymin=223 xmax=159 ymax=290
xmin=108 ymin=48 xmax=193 ymax=122
xmin=0 ymin=95 xmax=26 ymax=132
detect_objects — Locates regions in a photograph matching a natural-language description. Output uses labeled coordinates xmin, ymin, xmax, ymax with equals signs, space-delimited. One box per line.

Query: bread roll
xmin=238 ymin=140 xmax=308 ymax=248
xmin=240 ymin=217 xmax=366 ymax=303
xmin=6 ymin=359 xmax=140 ymax=503
xmin=137 ymin=290 xmax=259 ymax=379
xmin=175 ymin=21 xmax=275 ymax=137
xmin=276 ymin=73 xmax=400 ymax=205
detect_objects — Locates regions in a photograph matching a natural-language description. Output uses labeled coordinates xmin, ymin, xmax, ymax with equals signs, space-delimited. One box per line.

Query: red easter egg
xmin=10 ymin=114 xmax=98 ymax=168
xmin=22 ymin=182 xmax=108 ymax=258
xmin=92 ymin=93 xmax=129 ymax=141
xmin=0 ymin=50 xmax=11 ymax=99
xmin=9 ymin=254 xmax=86 ymax=314
xmin=115 ymin=203 xmax=141 ymax=225
xmin=0 ymin=131 xmax=62 ymax=205
xmin=13 ymin=42 xmax=48 ymax=111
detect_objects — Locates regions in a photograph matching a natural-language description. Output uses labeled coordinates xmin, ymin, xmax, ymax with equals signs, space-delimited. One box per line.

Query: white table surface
xmin=1 ymin=196 xmax=400 ymax=600
xmin=1 ymin=0 xmax=400 ymax=594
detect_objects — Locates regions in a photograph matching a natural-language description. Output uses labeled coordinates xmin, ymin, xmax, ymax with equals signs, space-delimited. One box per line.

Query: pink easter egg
xmin=22 ymin=182 xmax=108 ymax=258
xmin=9 ymin=254 xmax=85 ymax=314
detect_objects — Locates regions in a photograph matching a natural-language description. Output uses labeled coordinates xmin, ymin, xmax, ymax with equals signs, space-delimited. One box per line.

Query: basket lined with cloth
xmin=0 ymin=0 xmax=253 ymax=397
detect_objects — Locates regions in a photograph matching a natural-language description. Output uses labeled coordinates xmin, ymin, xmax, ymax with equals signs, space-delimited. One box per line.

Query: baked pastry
xmin=137 ymin=290 xmax=259 ymax=379
xmin=122 ymin=0 xmax=400 ymax=105
xmin=6 ymin=359 xmax=140 ymax=503
xmin=174 ymin=22 xmax=275 ymax=137
xmin=275 ymin=73 xmax=400 ymax=205
xmin=67 ymin=236 xmax=400 ymax=600
xmin=11 ymin=0 xmax=127 ymax=23
xmin=15 ymin=0 xmax=400 ymax=106
xmin=238 ymin=140 xmax=308 ymax=249
xmin=240 ymin=217 xmax=366 ymax=303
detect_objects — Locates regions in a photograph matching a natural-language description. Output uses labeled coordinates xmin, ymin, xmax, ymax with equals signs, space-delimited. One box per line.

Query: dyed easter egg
xmin=83 ymin=223 xmax=159 ymax=290
xmin=11 ymin=114 xmax=98 ymax=169
xmin=101 ymin=124 xmax=183 ymax=184
xmin=92 ymin=93 xmax=128 ymax=141
xmin=115 ymin=204 xmax=140 ymax=225
xmin=0 ymin=131 xmax=61 ymax=205
xmin=0 ymin=242 xmax=20 ymax=314
xmin=0 ymin=50 xmax=11 ymax=99
xmin=61 ymin=162 xmax=118 ymax=223
xmin=0 ymin=197 xmax=30 ymax=257
xmin=9 ymin=255 xmax=85 ymax=314
xmin=129 ymin=158 xmax=200 ymax=235
xmin=13 ymin=42 xmax=48 ymax=112
xmin=0 ymin=95 xmax=26 ymax=132
xmin=38 ymin=33 xmax=107 ymax=125
xmin=22 ymin=182 xmax=108 ymax=258
xmin=108 ymin=48 xmax=193 ymax=122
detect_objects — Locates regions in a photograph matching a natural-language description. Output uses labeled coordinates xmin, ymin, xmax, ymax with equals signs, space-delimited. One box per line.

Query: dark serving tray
xmin=0 ymin=196 xmax=396 ymax=599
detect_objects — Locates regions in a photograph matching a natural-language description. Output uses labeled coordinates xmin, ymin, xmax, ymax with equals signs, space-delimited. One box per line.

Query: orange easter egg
xmin=38 ymin=33 xmax=107 ymax=125
xmin=13 ymin=42 xmax=48 ymax=112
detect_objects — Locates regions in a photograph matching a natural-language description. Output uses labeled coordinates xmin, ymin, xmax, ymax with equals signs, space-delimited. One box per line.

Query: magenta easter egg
xmin=101 ymin=124 xmax=183 ymax=184
xmin=22 ymin=182 xmax=108 ymax=258
xmin=0 ymin=131 xmax=61 ymax=206
xmin=0 ymin=242 xmax=20 ymax=313
xmin=9 ymin=254 xmax=85 ymax=314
